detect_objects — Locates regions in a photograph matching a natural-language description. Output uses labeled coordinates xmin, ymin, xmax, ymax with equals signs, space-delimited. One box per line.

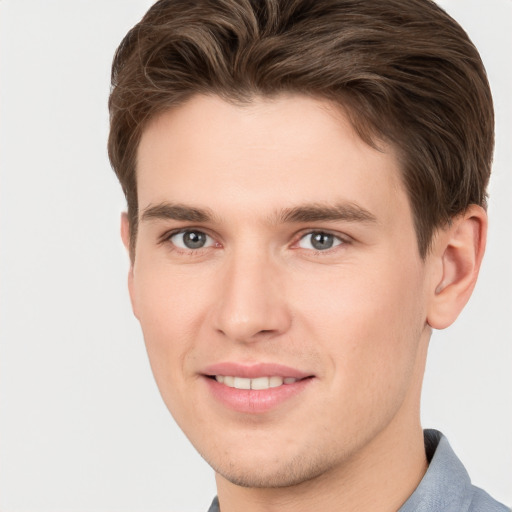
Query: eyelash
xmin=161 ymin=229 xmax=218 ymax=255
xmin=160 ymin=228 xmax=350 ymax=255
xmin=295 ymin=230 xmax=347 ymax=253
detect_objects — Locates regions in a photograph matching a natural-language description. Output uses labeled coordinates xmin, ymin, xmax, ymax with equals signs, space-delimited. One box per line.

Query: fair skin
xmin=122 ymin=94 xmax=486 ymax=512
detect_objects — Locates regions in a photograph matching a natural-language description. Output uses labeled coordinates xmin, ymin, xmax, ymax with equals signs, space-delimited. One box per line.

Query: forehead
xmin=136 ymin=94 xmax=407 ymax=226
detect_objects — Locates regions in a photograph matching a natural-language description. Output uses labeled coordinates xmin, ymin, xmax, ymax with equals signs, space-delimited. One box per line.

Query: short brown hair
xmin=108 ymin=0 xmax=494 ymax=259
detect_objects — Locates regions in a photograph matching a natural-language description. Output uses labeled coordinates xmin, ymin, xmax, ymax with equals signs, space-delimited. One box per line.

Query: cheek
xmin=135 ymin=256 xmax=211 ymax=332
xmin=132 ymin=265 xmax=206 ymax=398
xmin=294 ymin=257 xmax=427 ymax=391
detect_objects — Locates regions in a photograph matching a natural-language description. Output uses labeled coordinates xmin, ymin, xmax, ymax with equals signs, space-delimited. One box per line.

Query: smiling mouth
xmin=204 ymin=370 xmax=314 ymax=413
xmin=207 ymin=375 xmax=314 ymax=390
xmin=211 ymin=375 xmax=305 ymax=390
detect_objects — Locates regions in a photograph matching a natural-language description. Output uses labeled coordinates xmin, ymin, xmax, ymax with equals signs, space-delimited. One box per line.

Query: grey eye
xmin=298 ymin=232 xmax=343 ymax=251
xmin=170 ymin=230 xmax=214 ymax=249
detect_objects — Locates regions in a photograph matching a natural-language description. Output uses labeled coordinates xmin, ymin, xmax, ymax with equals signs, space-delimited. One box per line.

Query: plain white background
xmin=0 ymin=1 xmax=510 ymax=510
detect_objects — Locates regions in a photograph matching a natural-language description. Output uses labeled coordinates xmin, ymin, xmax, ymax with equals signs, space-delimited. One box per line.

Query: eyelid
xmin=293 ymin=229 xmax=351 ymax=251
xmin=158 ymin=226 xmax=351 ymax=253
xmin=160 ymin=227 xmax=219 ymax=251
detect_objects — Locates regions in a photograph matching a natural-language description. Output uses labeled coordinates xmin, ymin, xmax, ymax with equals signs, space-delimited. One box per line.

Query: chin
xmin=203 ymin=447 xmax=338 ymax=489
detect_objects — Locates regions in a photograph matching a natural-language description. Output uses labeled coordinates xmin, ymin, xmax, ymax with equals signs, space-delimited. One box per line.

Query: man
xmin=107 ymin=0 xmax=509 ymax=510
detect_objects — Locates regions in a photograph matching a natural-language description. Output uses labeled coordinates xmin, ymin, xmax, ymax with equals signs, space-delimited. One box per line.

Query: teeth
xmin=215 ymin=375 xmax=298 ymax=390
xmin=234 ymin=377 xmax=251 ymax=389
xmin=223 ymin=376 xmax=234 ymax=387
xmin=251 ymin=377 xmax=270 ymax=390
xmin=269 ymin=376 xmax=283 ymax=388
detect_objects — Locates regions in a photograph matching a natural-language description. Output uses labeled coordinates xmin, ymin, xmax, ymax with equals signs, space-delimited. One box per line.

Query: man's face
xmin=128 ymin=94 xmax=434 ymax=487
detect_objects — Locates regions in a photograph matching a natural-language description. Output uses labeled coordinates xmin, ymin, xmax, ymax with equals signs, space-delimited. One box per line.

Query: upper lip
xmin=202 ymin=362 xmax=313 ymax=379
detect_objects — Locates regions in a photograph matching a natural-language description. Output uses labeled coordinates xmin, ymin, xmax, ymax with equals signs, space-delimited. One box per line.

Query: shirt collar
xmin=398 ymin=429 xmax=473 ymax=512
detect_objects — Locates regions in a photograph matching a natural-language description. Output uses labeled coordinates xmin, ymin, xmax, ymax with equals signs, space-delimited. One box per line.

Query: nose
xmin=211 ymin=251 xmax=292 ymax=343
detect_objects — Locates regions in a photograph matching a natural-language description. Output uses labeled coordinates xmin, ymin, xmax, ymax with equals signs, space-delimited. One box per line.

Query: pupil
xmin=311 ymin=232 xmax=333 ymax=250
xmin=184 ymin=231 xmax=206 ymax=249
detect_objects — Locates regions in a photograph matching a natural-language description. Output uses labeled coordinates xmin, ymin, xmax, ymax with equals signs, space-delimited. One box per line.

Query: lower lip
xmin=204 ymin=376 xmax=313 ymax=414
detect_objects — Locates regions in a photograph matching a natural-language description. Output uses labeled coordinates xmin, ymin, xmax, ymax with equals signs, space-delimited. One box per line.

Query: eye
xmin=169 ymin=230 xmax=215 ymax=250
xmin=297 ymin=231 xmax=344 ymax=251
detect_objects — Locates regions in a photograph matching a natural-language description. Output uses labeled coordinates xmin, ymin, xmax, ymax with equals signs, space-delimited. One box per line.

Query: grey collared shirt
xmin=207 ymin=430 xmax=509 ymax=511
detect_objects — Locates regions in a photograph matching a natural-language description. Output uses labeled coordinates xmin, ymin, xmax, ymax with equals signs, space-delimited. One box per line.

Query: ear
xmin=426 ymin=205 xmax=487 ymax=330
xmin=120 ymin=212 xmax=131 ymax=254
xmin=121 ymin=212 xmax=139 ymax=319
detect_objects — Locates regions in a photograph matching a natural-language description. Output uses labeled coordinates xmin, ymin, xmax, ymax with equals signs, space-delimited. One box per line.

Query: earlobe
xmin=120 ymin=213 xmax=139 ymax=319
xmin=427 ymin=205 xmax=487 ymax=330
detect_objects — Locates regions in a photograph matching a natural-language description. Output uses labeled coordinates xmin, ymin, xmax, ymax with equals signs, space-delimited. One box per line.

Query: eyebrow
xmin=275 ymin=202 xmax=377 ymax=224
xmin=141 ymin=203 xmax=218 ymax=223
xmin=140 ymin=201 xmax=377 ymax=225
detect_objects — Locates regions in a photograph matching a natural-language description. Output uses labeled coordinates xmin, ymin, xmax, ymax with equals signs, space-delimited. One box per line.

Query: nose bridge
xmin=212 ymin=244 xmax=290 ymax=342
